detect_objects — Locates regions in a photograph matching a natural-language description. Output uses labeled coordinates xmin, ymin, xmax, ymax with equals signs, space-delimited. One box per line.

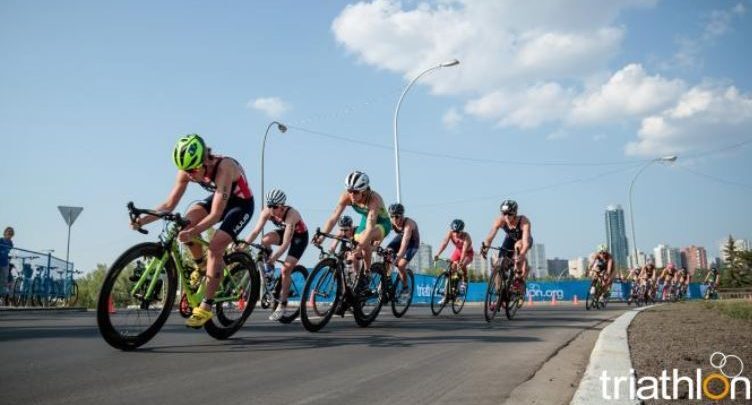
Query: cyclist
xmin=131 ymin=134 xmax=254 ymax=328
xmin=678 ymin=266 xmax=691 ymax=297
xmin=625 ymin=267 xmax=641 ymax=301
xmin=480 ymin=200 xmax=532 ymax=281
xmin=434 ymin=219 xmax=473 ymax=301
xmin=386 ymin=203 xmax=420 ymax=298
xmin=313 ymin=171 xmax=391 ymax=277
xmin=639 ymin=259 xmax=658 ymax=298
xmin=588 ymin=244 xmax=615 ymax=300
xmin=704 ymin=266 xmax=720 ymax=297
xmin=328 ymin=216 xmax=355 ymax=253
xmin=241 ymin=189 xmax=308 ymax=321
xmin=0 ymin=227 xmax=14 ymax=302
xmin=658 ymin=263 xmax=678 ymax=300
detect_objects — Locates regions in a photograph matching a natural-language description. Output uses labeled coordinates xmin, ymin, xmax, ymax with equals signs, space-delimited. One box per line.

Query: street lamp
xmin=628 ymin=155 xmax=677 ymax=267
xmin=260 ymin=121 xmax=287 ymax=233
xmin=393 ymin=59 xmax=460 ymax=203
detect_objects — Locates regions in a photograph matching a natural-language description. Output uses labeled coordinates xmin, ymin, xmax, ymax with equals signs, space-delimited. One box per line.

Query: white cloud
xmin=465 ymin=82 xmax=573 ymax=129
xmin=626 ymin=84 xmax=752 ymax=157
xmin=248 ymin=97 xmax=290 ymax=118
xmin=570 ymin=64 xmax=686 ymax=124
xmin=442 ymin=107 xmax=462 ymax=128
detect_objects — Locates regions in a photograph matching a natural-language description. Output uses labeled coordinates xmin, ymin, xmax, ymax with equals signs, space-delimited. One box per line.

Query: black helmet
xmin=450 ymin=219 xmax=465 ymax=232
xmin=338 ymin=216 xmax=353 ymax=228
xmin=500 ymin=199 xmax=518 ymax=215
xmin=388 ymin=203 xmax=405 ymax=216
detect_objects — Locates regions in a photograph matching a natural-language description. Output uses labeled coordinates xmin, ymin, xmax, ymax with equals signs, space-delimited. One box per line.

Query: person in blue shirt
xmin=0 ymin=227 xmax=15 ymax=302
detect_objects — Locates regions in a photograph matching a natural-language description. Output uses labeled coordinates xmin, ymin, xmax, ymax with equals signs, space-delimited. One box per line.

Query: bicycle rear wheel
xmin=12 ymin=278 xmax=24 ymax=307
xmin=273 ymin=265 xmax=309 ymax=324
xmin=391 ymin=268 xmax=414 ymax=318
xmin=505 ymin=277 xmax=523 ymax=320
xmin=97 ymin=242 xmax=177 ymax=351
xmin=352 ymin=263 xmax=385 ymax=327
xmin=204 ymin=252 xmax=259 ymax=340
xmin=300 ymin=258 xmax=340 ymax=332
xmin=484 ymin=269 xmax=502 ymax=322
xmin=585 ymin=280 xmax=597 ymax=311
xmin=430 ymin=272 xmax=449 ymax=316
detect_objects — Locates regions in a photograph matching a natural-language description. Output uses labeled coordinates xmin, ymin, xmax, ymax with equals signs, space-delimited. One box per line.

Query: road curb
xmin=570 ymin=305 xmax=657 ymax=404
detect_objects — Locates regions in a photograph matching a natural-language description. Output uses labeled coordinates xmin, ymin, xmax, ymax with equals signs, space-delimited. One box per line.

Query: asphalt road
xmin=0 ymin=303 xmax=629 ymax=405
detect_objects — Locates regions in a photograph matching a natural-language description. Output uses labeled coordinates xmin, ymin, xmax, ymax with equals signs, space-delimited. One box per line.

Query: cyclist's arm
xmin=321 ymin=193 xmax=348 ymax=235
xmin=363 ymin=194 xmax=384 ymax=237
xmin=139 ymin=171 xmax=189 ymax=226
xmin=518 ymin=216 xmax=532 ymax=258
xmin=435 ymin=231 xmax=451 ymax=258
xmin=245 ymin=208 xmax=271 ymax=244
xmin=396 ymin=221 xmax=414 ymax=260
xmin=191 ymin=161 xmax=232 ymax=234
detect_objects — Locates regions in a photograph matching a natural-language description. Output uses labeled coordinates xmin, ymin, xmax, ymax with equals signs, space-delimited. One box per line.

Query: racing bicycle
xmin=429 ymin=258 xmax=467 ymax=316
xmin=481 ymin=243 xmax=525 ymax=321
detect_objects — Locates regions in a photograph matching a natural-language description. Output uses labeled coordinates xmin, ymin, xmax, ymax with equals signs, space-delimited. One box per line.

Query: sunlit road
xmin=0 ymin=303 xmax=629 ymax=405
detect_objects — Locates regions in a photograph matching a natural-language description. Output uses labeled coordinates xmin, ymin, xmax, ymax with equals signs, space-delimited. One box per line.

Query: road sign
xmin=58 ymin=206 xmax=83 ymax=226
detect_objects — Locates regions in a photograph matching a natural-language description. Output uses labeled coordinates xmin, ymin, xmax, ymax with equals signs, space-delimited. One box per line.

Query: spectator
xmin=0 ymin=227 xmax=14 ymax=304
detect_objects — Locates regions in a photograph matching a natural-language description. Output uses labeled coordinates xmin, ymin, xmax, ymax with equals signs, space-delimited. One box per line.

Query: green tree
xmin=720 ymin=235 xmax=752 ymax=288
xmin=76 ymin=264 xmax=107 ymax=308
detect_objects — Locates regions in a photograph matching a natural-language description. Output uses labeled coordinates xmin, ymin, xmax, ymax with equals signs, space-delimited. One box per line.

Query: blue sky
xmin=2 ymin=0 xmax=751 ymax=272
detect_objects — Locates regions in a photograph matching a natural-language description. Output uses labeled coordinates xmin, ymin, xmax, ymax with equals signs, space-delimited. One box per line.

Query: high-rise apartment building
xmin=681 ymin=245 xmax=708 ymax=274
xmin=528 ymin=243 xmax=548 ymax=278
xmin=413 ymin=243 xmax=433 ymax=273
xmin=605 ymin=205 xmax=629 ymax=269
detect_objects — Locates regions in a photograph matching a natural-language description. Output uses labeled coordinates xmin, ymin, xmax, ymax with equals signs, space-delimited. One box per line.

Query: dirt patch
xmin=629 ymin=301 xmax=752 ymax=404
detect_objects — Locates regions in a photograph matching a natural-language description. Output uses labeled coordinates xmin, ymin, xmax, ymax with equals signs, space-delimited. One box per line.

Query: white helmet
xmin=345 ymin=171 xmax=370 ymax=191
xmin=265 ymin=188 xmax=286 ymax=207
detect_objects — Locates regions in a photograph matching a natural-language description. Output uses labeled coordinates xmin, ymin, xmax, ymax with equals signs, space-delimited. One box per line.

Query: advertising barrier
xmin=412 ymin=273 xmax=705 ymax=303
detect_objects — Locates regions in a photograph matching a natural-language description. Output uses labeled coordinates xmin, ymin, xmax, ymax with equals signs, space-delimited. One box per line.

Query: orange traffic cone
xmin=573 ymin=295 xmax=579 ymax=305
xmin=108 ymin=296 xmax=115 ymax=314
xmin=551 ymin=294 xmax=557 ymax=306
xmin=237 ymin=296 xmax=246 ymax=311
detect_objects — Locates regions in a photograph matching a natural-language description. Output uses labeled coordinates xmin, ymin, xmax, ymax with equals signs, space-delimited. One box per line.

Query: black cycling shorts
xmin=387 ymin=234 xmax=419 ymax=262
xmin=273 ymin=229 xmax=309 ymax=260
xmin=196 ymin=195 xmax=254 ymax=239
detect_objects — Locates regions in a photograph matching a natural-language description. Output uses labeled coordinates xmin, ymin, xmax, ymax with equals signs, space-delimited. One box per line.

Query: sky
xmin=2 ymin=0 xmax=751 ymax=273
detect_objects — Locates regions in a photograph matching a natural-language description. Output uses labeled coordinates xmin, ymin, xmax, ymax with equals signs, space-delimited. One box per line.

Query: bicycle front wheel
xmin=352 ymin=263 xmax=385 ymax=327
xmin=300 ymin=258 xmax=340 ymax=332
xmin=484 ymin=269 xmax=502 ymax=322
xmin=452 ymin=279 xmax=467 ymax=314
xmin=391 ymin=268 xmax=414 ymax=318
xmin=204 ymin=252 xmax=259 ymax=340
xmin=430 ymin=272 xmax=449 ymax=316
xmin=96 ymin=242 xmax=177 ymax=351
xmin=273 ymin=265 xmax=309 ymax=324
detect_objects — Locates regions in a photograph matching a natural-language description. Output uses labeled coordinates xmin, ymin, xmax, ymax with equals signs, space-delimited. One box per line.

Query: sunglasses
xmin=347 ymin=189 xmax=363 ymax=195
xmin=502 ymin=211 xmax=515 ymax=216
xmin=390 ymin=215 xmax=402 ymax=219
xmin=267 ymin=205 xmax=280 ymax=209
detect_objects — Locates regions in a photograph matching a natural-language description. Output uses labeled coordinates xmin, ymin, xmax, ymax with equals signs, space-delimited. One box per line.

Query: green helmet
xmin=173 ymin=134 xmax=206 ymax=171
xmin=596 ymin=243 xmax=608 ymax=253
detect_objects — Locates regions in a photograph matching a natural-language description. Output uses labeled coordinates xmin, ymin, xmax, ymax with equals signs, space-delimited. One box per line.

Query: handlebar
xmin=128 ymin=201 xmax=191 ymax=234
xmin=313 ymin=228 xmax=359 ymax=248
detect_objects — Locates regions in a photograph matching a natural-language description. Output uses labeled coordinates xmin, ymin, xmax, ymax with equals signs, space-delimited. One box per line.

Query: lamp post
xmin=260 ymin=121 xmax=287 ymax=233
xmin=260 ymin=121 xmax=287 ymax=207
xmin=393 ymin=59 xmax=459 ymax=203
xmin=628 ymin=155 xmax=677 ymax=267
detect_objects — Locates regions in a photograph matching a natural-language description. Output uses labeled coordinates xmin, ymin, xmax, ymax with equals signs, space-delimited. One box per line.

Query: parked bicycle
xmin=299 ymin=229 xmax=384 ymax=332
xmin=429 ymin=258 xmax=467 ymax=316
xmin=482 ymin=243 xmax=525 ymax=321
xmin=373 ymin=245 xmax=415 ymax=318
xmin=96 ymin=202 xmax=260 ymax=351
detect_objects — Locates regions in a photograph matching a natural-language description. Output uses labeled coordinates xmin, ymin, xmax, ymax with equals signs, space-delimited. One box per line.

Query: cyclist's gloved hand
xmin=178 ymin=228 xmax=198 ymax=243
xmin=433 ymin=255 xmax=439 ymax=262
xmin=233 ymin=241 xmax=248 ymax=252
xmin=130 ymin=217 xmax=142 ymax=231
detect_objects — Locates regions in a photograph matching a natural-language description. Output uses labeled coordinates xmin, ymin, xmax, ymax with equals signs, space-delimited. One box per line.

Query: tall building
xmin=528 ymin=243 xmax=548 ymax=278
xmin=605 ymin=205 xmax=629 ymax=270
xmin=470 ymin=254 xmax=489 ymax=278
xmin=628 ymin=250 xmax=649 ymax=269
xmin=568 ymin=257 xmax=589 ymax=278
xmin=413 ymin=243 xmax=433 ymax=273
xmin=547 ymin=258 xmax=569 ymax=278
xmin=654 ymin=244 xmax=681 ymax=268
xmin=681 ymin=245 xmax=708 ymax=275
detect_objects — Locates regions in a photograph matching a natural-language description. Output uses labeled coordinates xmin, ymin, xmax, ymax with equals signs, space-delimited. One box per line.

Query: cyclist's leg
xmin=396 ymin=245 xmax=418 ymax=285
xmin=385 ymin=235 xmax=403 ymax=278
xmin=354 ymin=225 xmax=385 ymax=272
xmin=458 ymin=255 xmax=472 ymax=283
xmin=185 ymin=201 xmax=210 ymax=261
xmin=261 ymin=229 xmax=283 ymax=247
xmin=279 ymin=231 xmax=308 ymax=304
